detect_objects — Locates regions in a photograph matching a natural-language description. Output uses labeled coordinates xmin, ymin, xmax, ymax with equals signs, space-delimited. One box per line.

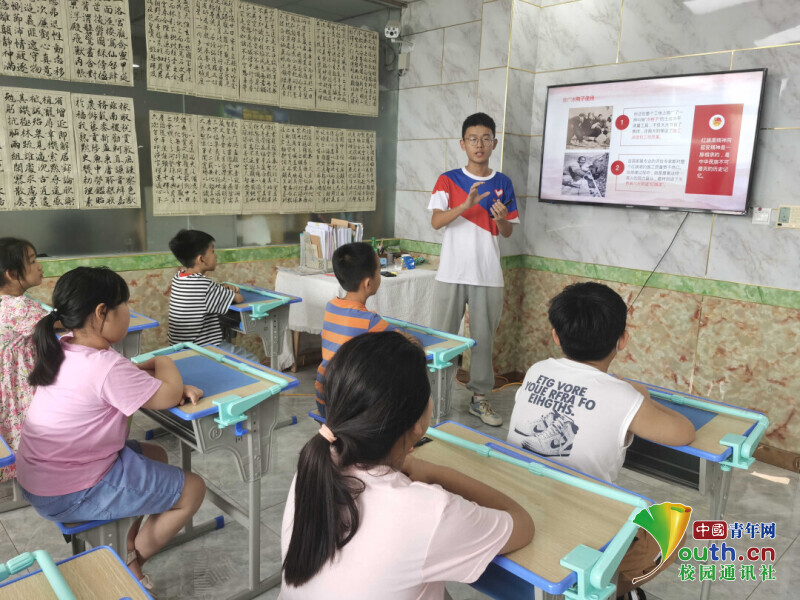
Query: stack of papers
xmin=304 ymin=220 xmax=363 ymax=259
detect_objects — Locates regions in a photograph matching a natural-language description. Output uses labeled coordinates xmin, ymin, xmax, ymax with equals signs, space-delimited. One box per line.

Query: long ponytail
xmin=282 ymin=331 xmax=431 ymax=586
xmin=28 ymin=267 xmax=129 ymax=387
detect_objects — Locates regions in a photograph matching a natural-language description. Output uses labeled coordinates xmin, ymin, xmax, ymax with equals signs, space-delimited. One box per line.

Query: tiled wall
xmin=395 ymin=1 xmax=800 ymax=456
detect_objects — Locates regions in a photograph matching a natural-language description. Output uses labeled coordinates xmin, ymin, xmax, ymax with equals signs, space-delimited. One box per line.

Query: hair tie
xmin=318 ymin=424 xmax=337 ymax=444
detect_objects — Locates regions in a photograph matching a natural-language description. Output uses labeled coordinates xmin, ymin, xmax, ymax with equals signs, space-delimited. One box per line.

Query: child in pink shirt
xmin=17 ymin=267 xmax=207 ymax=592
xmin=281 ymin=332 xmax=535 ymax=599
xmin=0 ymin=237 xmax=47 ymax=482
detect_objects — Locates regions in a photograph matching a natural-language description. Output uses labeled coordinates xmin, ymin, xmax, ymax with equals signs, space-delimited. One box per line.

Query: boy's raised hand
xmin=466 ymin=181 xmax=490 ymax=208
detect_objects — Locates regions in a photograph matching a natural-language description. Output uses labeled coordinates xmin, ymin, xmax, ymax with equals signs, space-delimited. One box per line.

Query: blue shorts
xmin=22 ymin=441 xmax=185 ymax=523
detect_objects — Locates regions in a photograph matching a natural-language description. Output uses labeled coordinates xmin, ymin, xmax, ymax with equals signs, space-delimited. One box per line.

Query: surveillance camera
xmin=385 ymin=20 xmax=401 ymax=40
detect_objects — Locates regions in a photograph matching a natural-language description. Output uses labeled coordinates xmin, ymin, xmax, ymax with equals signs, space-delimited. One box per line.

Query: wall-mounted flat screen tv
xmin=538 ymin=69 xmax=767 ymax=215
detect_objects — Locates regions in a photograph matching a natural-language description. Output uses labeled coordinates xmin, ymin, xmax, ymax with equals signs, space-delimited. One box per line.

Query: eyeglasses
xmin=464 ymin=136 xmax=495 ymax=146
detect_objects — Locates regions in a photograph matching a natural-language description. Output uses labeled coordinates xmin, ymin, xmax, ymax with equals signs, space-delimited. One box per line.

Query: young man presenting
xmin=429 ymin=113 xmax=519 ymax=426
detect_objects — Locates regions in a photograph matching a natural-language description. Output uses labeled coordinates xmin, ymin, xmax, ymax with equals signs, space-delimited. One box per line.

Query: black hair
xmin=283 ymin=331 xmax=431 ymax=586
xmin=29 ymin=267 xmax=130 ymax=387
xmin=0 ymin=238 xmax=36 ymax=287
xmin=331 ymin=242 xmax=379 ymax=292
xmin=548 ymin=282 xmax=627 ymax=362
xmin=168 ymin=229 xmax=215 ymax=268
xmin=462 ymin=112 xmax=496 ymax=138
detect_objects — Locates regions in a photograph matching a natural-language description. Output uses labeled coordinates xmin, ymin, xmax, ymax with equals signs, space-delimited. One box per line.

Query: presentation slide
xmin=539 ymin=70 xmax=765 ymax=214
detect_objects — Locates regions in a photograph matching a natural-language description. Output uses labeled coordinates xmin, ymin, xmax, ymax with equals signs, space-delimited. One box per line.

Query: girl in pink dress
xmin=0 ymin=238 xmax=46 ymax=482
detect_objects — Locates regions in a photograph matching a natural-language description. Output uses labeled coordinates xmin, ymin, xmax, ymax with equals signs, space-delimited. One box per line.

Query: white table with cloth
xmin=274 ymin=266 xmax=439 ymax=370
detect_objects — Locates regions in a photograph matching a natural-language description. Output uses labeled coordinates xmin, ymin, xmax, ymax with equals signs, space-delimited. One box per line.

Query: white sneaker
xmin=469 ymin=399 xmax=503 ymax=427
xmin=521 ymin=417 xmax=578 ymax=457
xmin=514 ymin=410 xmax=561 ymax=437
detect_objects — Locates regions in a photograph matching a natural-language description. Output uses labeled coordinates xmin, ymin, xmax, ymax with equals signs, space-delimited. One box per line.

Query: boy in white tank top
xmin=508 ymin=282 xmax=695 ymax=600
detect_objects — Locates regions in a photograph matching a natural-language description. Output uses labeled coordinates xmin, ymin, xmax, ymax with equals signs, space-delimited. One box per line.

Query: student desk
xmin=623 ymin=381 xmax=765 ymax=519
xmin=622 ymin=382 xmax=768 ymax=600
xmin=0 ymin=546 xmax=152 ymax=599
xmin=274 ymin=266 xmax=439 ymax=370
xmin=383 ymin=317 xmax=474 ymax=421
xmin=134 ymin=343 xmax=298 ymax=600
xmin=0 ymin=435 xmax=24 ymax=514
xmin=113 ymin=311 xmax=159 ymax=358
xmin=0 ymin=437 xmax=12 ymax=469
xmin=53 ymin=310 xmax=158 ymax=359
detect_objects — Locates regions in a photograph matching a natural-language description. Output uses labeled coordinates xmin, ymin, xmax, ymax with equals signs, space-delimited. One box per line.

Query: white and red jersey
xmin=429 ymin=168 xmax=519 ymax=287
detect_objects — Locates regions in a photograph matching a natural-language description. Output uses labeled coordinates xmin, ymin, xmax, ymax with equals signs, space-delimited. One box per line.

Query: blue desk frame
xmin=383 ymin=317 xmax=475 ymax=422
xmin=134 ymin=343 xmax=298 ymax=600
xmin=0 ymin=546 xmax=152 ymax=599
xmin=223 ymin=283 xmax=301 ymax=365
xmin=629 ymin=381 xmax=767 ymax=600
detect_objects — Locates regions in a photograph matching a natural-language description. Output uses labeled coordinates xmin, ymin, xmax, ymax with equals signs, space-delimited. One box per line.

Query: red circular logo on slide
xmin=610 ymin=161 xmax=625 ymax=175
xmin=615 ymin=115 xmax=630 ymax=130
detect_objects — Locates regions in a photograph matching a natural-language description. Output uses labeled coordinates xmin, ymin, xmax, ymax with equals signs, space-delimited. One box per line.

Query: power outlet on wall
xmin=751 ymin=206 xmax=771 ymax=225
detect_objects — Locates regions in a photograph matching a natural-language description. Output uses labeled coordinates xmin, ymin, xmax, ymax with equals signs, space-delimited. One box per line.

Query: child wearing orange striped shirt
xmin=315 ymin=243 xmax=394 ymax=417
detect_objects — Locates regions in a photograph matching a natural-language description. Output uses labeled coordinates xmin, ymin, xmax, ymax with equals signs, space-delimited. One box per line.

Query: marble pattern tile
xmin=692 ymin=296 xmax=800 ymax=454
xmin=395 ymin=191 xmax=444 ymax=243
xmin=748 ymin=536 xmax=800 ymax=599
xmin=535 ymin=0 xmax=621 ymax=71
xmin=732 ymin=45 xmax=800 ymax=129
xmin=747 ymin=129 xmax=800 ymax=209
xmin=500 ymin=132 xmax=531 ymax=196
xmin=398 ymin=81 xmax=479 ymax=139
xmin=525 ymin=202 xmax=713 ymax=277
xmin=402 ymin=0 xmax=483 ymax=35
xmin=619 ymin=0 xmax=800 ymax=63
xmin=509 ymin=0 xmax=540 ymax=72
xmin=443 ymin=21 xmax=482 ymax=84
xmin=399 ymin=29 xmax=444 ymax=89
xmin=505 ymin=68 xmax=535 ymax=135
xmin=477 ymin=67 xmax=509 ymax=133
xmin=530 ymin=53 xmax=732 ymax=135
xmin=706 ymin=212 xmax=800 ymax=292
xmin=498 ymin=193 xmax=527 ymax=257
xmin=526 ymin=135 xmax=544 ymax=197
xmin=480 ymin=0 xmax=513 ymax=70
xmin=396 ymin=139 xmax=448 ymax=191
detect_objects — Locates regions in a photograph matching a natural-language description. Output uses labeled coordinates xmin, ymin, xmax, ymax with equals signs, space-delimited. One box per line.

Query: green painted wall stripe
xmin=40 ymin=240 xmax=800 ymax=309
xmin=41 ymin=245 xmax=301 ymax=278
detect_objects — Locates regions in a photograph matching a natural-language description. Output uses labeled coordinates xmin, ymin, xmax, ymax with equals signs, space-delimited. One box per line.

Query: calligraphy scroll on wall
xmin=314 ymin=127 xmax=347 ymax=213
xmin=278 ymin=12 xmax=315 ymax=110
xmin=279 ymin=124 xmax=316 ymax=213
xmin=347 ymin=27 xmax=379 ymax=117
xmin=0 ymin=88 xmax=78 ymax=210
xmin=145 ymin=0 xmax=195 ymax=94
xmin=149 ymin=110 xmax=199 ymax=215
xmin=194 ymin=0 xmax=238 ymax=100
xmin=314 ymin=20 xmax=349 ymax=113
xmin=67 ymin=0 xmax=134 ymax=86
xmin=238 ymin=2 xmax=279 ymax=106
xmin=71 ymin=94 xmax=140 ymax=208
xmin=0 ymin=0 xmax=70 ymax=81
xmin=241 ymin=120 xmax=280 ymax=214
xmin=345 ymin=129 xmax=376 ymax=212
xmin=198 ymin=116 xmax=242 ymax=214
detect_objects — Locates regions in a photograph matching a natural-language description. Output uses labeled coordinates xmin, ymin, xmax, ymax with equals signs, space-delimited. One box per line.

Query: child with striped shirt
xmin=167 ymin=230 xmax=257 ymax=361
xmin=315 ymin=242 xmax=394 ymax=417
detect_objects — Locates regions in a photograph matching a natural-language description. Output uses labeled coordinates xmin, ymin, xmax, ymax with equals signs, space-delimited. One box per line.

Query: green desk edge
xmin=383 ymin=317 xmax=475 ymax=371
xmin=0 ymin=549 xmax=75 ymax=600
xmin=648 ymin=389 xmax=769 ymax=471
xmin=425 ymin=427 xmax=648 ymax=600
xmin=133 ymin=342 xmax=291 ymax=429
